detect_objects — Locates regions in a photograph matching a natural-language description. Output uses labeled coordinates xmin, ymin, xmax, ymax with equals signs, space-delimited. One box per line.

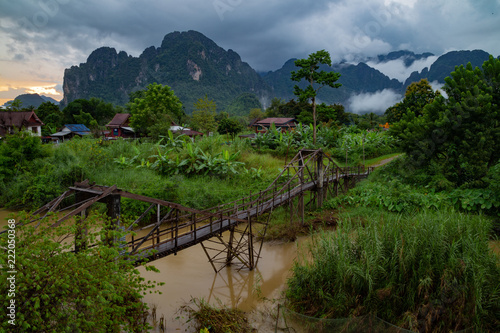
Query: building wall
xmin=27 ymin=126 xmax=42 ymax=136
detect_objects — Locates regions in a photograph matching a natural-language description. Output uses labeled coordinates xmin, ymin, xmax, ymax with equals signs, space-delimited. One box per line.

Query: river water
xmin=138 ymin=234 xmax=301 ymax=332
xmin=2 ymin=208 xmax=499 ymax=332
xmin=0 ymin=208 xmax=300 ymax=331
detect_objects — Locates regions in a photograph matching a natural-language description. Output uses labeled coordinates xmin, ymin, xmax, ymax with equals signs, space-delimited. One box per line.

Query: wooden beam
xmin=117 ymin=190 xmax=246 ymax=223
xmin=52 ymin=185 xmax=118 ymax=227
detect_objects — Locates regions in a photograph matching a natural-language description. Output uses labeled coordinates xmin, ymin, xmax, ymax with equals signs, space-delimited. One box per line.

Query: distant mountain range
xmin=58 ymin=30 xmax=495 ymax=114
xmin=2 ymin=94 xmax=59 ymax=109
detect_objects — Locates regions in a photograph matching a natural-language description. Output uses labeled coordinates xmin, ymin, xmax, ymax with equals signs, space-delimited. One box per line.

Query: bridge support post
xmin=106 ymin=194 xmax=121 ymax=246
xmin=74 ymin=191 xmax=89 ymax=253
xmin=227 ymin=226 xmax=235 ymax=265
xmin=316 ymin=152 xmax=324 ymax=209
xmin=298 ymin=157 xmax=304 ymax=225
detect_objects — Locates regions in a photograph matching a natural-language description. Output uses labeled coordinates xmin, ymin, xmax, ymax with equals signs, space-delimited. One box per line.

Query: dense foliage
xmin=328 ymin=157 xmax=500 ymax=216
xmin=254 ymin=123 xmax=398 ymax=165
xmin=286 ymin=209 xmax=500 ymax=332
xmin=129 ymin=83 xmax=185 ymax=138
xmin=0 ymin=213 xmax=160 ymax=332
xmin=0 ymin=132 xmax=282 ymax=216
xmin=390 ymin=56 xmax=500 ymax=187
xmin=385 ymin=79 xmax=438 ymax=123
xmin=191 ymin=95 xmax=218 ymax=135
xmin=62 ymin=97 xmax=119 ymax=129
xmin=36 ymin=101 xmax=64 ymax=135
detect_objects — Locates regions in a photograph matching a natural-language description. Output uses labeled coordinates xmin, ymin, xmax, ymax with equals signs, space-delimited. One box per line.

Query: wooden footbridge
xmin=29 ymin=149 xmax=372 ymax=272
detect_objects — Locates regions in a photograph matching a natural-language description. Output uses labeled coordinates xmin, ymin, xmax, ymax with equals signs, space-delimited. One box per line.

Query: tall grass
xmin=286 ymin=208 xmax=500 ymax=332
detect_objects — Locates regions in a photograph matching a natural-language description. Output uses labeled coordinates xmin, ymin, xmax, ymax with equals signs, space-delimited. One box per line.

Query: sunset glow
xmin=26 ymin=86 xmax=62 ymax=97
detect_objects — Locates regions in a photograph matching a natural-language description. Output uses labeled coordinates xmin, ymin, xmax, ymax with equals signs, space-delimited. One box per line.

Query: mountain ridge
xmin=2 ymin=93 xmax=59 ymax=109
xmin=60 ymin=31 xmax=496 ymax=114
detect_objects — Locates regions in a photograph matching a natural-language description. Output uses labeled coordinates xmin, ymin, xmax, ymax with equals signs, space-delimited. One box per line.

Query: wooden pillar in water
xmin=227 ymin=226 xmax=235 ymax=265
xmin=317 ymin=152 xmax=324 ymax=208
xmin=74 ymin=191 xmax=89 ymax=253
xmin=106 ymin=194 xmax=121 ymax=246
xmin=298 ymin=157 xmax=304 ymax=225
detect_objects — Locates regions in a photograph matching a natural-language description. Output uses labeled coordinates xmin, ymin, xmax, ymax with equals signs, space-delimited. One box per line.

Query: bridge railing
xmin=121 ymin=150 xmax=374 ymax=257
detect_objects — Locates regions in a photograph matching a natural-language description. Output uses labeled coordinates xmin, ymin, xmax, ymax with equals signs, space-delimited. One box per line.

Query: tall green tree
xmin=265 ymin=97 xmax=286 ymax=117
xmin=191 ymin=95 xmax=217 ymax=135
xmin=291 ymin=50 xmax=342 ymax=144
xmin=217 ymin=117 xmax=243 ymax=139
xmin=390 ymin=56 xmax=500 ymax=187
xmin=385 ymin=79 xmax=438 ymax=123
xmin=62 ymin=98 xmax=116 ymax=126
xmin=36 ymin=101 xmax=63 ymax=135
xmin=129 ymin=83 xmax=184 ymax=137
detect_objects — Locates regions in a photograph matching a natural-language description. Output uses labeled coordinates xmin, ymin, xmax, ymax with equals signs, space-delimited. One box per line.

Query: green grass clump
xmin=286 ymin=209 xmax=500 ymax=332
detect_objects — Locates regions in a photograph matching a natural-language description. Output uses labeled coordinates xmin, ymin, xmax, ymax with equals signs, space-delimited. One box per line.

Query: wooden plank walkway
xmin=132 ymin=169 xmax=370 ymax=264
xmin=19 ymin=149 xmax=373 ymax=269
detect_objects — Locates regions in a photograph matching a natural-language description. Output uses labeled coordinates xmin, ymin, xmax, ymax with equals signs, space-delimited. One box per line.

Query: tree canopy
xmin=191 ymin=95 xmax=218 ymax=135
xmin=217 ymin=116 xmax=243 ymax=139
xmin=385 ymin=79 xmax=439 ymax=123
xmin=129 ymin=83 xmax=184 ymax=137
xmin=36 ymin=101 xmax=63 ymax=135
xmin=62 ymin=97 xmax=118 ymax=128
xmin=291 ymin=50 xmax=342 ymax=144
xmin=390 ymin=56 xmax=500 ymax=188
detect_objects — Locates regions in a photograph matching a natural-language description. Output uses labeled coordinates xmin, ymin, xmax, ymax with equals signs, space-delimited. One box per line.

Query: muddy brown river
xmin=2 ymin=209 xmax=499 ymax=332
xmin=0 ymin=209 xmax=300 ymax=332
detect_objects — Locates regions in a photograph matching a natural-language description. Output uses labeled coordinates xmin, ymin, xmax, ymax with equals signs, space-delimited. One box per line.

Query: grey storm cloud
xmin=0 ymin=0 xmax=499 ymax=85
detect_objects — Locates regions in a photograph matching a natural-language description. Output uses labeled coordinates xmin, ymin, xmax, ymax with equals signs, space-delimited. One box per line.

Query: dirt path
xmin=370 ymin=154 xmax=402 ymax=168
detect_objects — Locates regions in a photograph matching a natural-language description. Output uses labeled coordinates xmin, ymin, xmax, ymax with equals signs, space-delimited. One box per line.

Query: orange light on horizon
xmin=26 ymin=86 xmax=62 ymax=97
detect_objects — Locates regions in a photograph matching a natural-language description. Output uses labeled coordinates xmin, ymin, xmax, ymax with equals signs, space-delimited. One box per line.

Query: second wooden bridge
xmin=31 ymin=149 xmax=373 ymax=271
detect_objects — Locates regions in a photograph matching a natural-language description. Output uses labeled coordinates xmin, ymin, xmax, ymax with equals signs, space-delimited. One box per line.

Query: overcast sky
xmin=0 ymin=0 xmax=499 ymax=105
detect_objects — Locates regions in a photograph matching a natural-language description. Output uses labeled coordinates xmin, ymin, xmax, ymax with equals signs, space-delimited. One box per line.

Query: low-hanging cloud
xmin=348 ymin=89 xmax=402 ymax=114
xmin=0 ymin=0 xmax=499 ymax=102
xmin=366 ymin=55 xmax=439 ymax=82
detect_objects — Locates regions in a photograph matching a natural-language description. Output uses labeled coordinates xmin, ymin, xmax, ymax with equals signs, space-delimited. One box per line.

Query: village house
xmin=252 ymin=117 xmax=298 ymax=133
xmin=50 ymin=124 xmax=91 ymax=142
xmin=105 ymin=113 xmax=135 ymax=138
xmin=0 ymin=111 xmax=44 ymax=137
xmin=169 ymin=125 xmax=203 ymax=138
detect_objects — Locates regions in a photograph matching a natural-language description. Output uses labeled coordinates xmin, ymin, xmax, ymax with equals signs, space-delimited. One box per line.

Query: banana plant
xmin=113 ymin=155 xmax=137 ymax=168
xmin=196 ymin=150 xmax=219 ymax=175
xmin=135 ymin=158 xmax=152 ymax=169
xmin=149 ymin=146 xmax=174 ymax=175
xmin=183 ymin=142 xmax=203 ymax=174
xmin=159 ymin=130 xmax=187 ymax=150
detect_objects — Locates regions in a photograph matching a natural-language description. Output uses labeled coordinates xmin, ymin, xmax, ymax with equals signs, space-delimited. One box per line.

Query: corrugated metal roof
xmin=50 ymin=130 xmax=71 ymax=137
xmin=64 ymin=124 xmax=91 ymax=133
xmin=254 ymin=118 xmax=297 ymax=126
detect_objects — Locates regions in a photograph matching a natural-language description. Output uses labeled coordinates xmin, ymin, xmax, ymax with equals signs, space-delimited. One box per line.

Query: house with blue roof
xmin=50 ymin=124 xmax=91 ymax=142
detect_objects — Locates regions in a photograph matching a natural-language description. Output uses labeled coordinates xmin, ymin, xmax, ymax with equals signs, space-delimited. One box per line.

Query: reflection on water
xmin=139 ymin=233 xmax=300 ymax=332
xmin=6 ymin=206 xmax=496 ymax=332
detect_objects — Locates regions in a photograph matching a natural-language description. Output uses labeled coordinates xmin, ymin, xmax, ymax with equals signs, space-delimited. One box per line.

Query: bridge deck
xmin=133 ymin=171 xmax=367 ymax=263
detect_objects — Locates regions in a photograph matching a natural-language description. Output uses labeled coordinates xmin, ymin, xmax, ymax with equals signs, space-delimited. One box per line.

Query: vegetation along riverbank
xmin=0 ymin=52 xmax=498 ymax=332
